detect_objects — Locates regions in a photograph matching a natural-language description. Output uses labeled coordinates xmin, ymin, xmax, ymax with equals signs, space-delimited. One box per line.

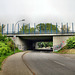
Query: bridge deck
xmin=6 ymin=34 xmax=75 ymax=37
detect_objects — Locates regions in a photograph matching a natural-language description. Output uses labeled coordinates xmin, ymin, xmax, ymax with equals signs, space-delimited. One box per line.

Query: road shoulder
xmin=60 ymin=54 xmax=75 ymax=59
xmin=1 ymin=52 xmax=32 ymax=75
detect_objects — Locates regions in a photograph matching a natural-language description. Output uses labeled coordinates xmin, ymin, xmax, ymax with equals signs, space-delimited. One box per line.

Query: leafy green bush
xmin=0 ymin=42 xmax=11 ymax=56
xmin=0 ymin=34 xmax=22 ymax=70
xmin=66 ymin=37 xmax=75 ymax=49
xmin=7 ymin=41 xmax=14 ymax=51
xmin=38 ymin=42 xmax=53 ymax=48
xmin=49 ymin=42 xmax=53 ymax=47
xmin=0 ymin=34 xmax=14 ymax=51
xmin=0 ymin=33 xmax=7 ymax=41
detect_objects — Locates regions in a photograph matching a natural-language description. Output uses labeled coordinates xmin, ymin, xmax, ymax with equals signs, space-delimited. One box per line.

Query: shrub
xmin=7 ymin=41 xmax=14 ymax=51
xmin=0 ymin=42 xmax=11 ymax=57
xmin=49 ymin=42 xmax=53 ymax=47
xmin=0 ymin=34 xmax=22 ymax=70
xmin=38 ymin=42 xmax=53 ymax=48
xmin=0 ymin=33 xmax=7 ymax=41
xmin=66 ymin=37 xmax=75 ymax=49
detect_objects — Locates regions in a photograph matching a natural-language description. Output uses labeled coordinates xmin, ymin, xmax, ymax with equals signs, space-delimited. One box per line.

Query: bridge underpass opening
xmin=20 ymin=36 xmax=53 ymax=51
xmin=35 ymin=41 xmax=53 ymax=51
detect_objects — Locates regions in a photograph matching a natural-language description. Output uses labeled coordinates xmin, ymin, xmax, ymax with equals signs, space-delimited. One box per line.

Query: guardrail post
xmin=51 ymin=23 xmax=52 ymax=34
xmin=23 ymin=23 xmax=24 ymax=34
xmin=34 ymin=23 xmax=35 ymax=34
xmin=12 ymin=24 xmax=14 ymax=34
xmin=40 ymin=23 xmax=41 ymax=34
xmin=45 ymin=23 xmax=46 ymax=33
xmin=7 ymin=24 xmax=8 ymax=34
xmin=56 ymin=23 xmax=57 ymax=34
xmin=67 ymin=23 xmax=68 ymax=33
xmin=29 ymin=23 xmax=30 ymax=34
xmin=2 ymin=24 xmax=3 ymax=34
xmin=61 ymin=23 xmax=63 ymax=34
xmin=18 ymin=23 xmax=19 ymax=34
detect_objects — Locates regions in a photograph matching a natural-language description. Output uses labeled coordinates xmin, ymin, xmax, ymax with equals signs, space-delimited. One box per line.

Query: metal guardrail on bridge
xmin=1 ymin=23 xmax=75 ymax=35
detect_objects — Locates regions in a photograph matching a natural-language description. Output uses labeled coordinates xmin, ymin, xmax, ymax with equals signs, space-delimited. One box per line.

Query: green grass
xmin=0 ymin=49 xmax=22 ymax=70
xmin=54 ymin=49 xmax=75 ymax=54
xmin=0 ymin=56 xmax=8 ymax=70
xmin=54 ymin=45 xmax=75 ymax=54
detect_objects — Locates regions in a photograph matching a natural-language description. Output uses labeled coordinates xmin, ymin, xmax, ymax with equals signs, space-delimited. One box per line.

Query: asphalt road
xmin=23 ymin=51 xmax=75 ymax=75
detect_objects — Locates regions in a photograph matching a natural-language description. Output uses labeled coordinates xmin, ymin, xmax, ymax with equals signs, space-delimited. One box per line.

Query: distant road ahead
xmin=23 ymin=51 xmax=75 ymax=75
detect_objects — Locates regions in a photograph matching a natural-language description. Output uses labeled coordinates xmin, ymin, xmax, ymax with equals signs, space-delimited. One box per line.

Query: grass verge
xmin=54 ymin=49 xmax=75 ymax=54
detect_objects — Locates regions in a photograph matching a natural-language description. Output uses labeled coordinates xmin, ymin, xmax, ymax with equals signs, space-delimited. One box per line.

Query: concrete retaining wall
xmin=53 ymin=36 xmax=72 ymax=47
xmin=11 ymin=37 xmax=27 ymax=50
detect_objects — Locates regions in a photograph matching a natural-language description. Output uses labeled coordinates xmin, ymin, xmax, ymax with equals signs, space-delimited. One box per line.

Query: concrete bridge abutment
xmin=53 ymin=36 xmax=72 ymax=47
xmin=11 ymin=37 xmax=36 ymax=50
xmin=11 ymin=37 xmax=27 ymax=50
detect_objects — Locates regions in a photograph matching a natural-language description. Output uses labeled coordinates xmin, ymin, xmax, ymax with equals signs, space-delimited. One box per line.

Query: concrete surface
xmin=7 ymin=33 xmax=75 ymax=37
xmin=53 ymin=36 xmax=72 ymax=46
xmin=1 ymin=52 xmax=32 ymax=75
xmin=23 ymin=52 xmax=75 ymax=75
xmin=8 ymin=34 xmax=74 ymax=50
xmin=60 ymin=54 xmax=75 ymax=59
xmin=11 ymin=37 xmax=27 ymax=50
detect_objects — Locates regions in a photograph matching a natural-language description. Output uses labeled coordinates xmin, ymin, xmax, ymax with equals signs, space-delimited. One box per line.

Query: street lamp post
xmin=14 ymin=19 xmax=25 ymax=54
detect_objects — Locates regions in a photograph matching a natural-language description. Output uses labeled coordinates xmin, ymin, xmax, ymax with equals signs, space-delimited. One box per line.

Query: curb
xmin=22 ymin=51 xmax=35 ymax=75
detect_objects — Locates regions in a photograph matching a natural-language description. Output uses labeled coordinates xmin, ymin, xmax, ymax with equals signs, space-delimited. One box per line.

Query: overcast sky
xmin=0 ymin=0 xmax=75 ymax=26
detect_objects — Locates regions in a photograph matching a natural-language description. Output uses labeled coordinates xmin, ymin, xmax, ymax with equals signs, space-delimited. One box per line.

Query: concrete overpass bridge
xmin=1 ymin=23 xmax=75 ymax=51
xmin=7 ymin=34 xmax=75 ymax=51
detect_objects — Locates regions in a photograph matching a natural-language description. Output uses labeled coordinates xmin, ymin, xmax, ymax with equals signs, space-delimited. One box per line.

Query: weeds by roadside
xmin=0 ymin=34 xmax=23 ymax=70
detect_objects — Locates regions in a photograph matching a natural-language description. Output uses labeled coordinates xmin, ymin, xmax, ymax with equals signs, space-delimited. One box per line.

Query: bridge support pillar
xmin=11 ymin=37 xmax=37 ymax=50
xmin=35 ymin=42 xmax=39 ymax=49
xmin=53 ymin=36 xmax=72 ymax=47
xmin=11 ymin=37 xmax=28 ymax=51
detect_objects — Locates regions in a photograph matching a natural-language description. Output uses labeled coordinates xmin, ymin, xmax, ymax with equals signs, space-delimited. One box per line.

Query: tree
xmin=61 ymin=24 xmax=70 ymax=33
xmin=20 ymin=23 xmax=60 ymax=33
xmin=67 ymin=37 xmax=75 ymax=49
xmin=37 ymin=42 xmax=53 ymax=48
xmin=36 ymin=23 xmax=60 ymax=33
xmin=0 ymin=24 xmax=5 ymax=32
xmin=20 ymin=24 xmax=34 ymax=33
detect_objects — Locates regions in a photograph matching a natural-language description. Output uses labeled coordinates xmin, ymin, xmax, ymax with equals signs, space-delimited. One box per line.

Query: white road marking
xmin=54 ymin=61 xmax=65 ymax=66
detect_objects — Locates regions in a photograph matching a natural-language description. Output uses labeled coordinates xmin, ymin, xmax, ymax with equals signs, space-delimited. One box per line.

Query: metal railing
xmin=1 ymin=23 xmax=75 ymax=35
